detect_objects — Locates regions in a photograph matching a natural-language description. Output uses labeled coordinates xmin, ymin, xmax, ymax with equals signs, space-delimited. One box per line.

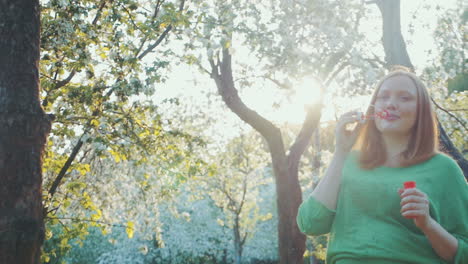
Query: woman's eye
xmin=401 ymin=96 xmax=411 ymax=101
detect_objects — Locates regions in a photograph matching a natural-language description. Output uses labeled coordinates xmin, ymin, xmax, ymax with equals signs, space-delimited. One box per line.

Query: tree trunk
xmin=234 ymin=215 xmax=242 ymax=264
xmin=0 ymin=0 xmax=51 ymax=263
xmin=376 ymin=0 xmax=468 ymax=178
xmin=209 ymin=48 xmax=323 ymax=263
xmin=271 ymin=146 xmax=307 ymax=264
xmin=376 ymin=0 xmax=413 ymax=69
xmin=210 ymin=49 xmax=322 ymax=264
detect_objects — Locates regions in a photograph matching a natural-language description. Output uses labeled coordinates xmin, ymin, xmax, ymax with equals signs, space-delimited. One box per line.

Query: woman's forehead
xmin=379 ymin=75 xmax=417 ymax=94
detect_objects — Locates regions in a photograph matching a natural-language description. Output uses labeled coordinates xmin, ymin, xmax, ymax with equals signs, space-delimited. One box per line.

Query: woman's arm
xmin=421 ymin=218 xmax=458 ymax=262
xmin=399 ymin=187 xmax=460 ymax=261
xmin=312 ymin=111 xmax=362 ymax=210
xmin=399 ymin=155 xmax=468 ymax=262
xmin=311 ymin=151 xmax=348 ymax=210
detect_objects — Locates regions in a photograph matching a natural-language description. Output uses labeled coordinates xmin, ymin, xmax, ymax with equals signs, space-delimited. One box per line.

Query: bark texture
xmin=0 ymin=0 xmax=52 ymax=263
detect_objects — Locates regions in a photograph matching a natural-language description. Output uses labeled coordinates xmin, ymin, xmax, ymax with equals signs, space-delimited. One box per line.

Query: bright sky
xmin=155 ymin=0 xmax=460 ymax=144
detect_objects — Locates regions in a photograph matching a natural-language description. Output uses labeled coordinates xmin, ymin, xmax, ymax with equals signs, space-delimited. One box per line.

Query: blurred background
xmin=37 ymin=0 xmax=467 ymax=263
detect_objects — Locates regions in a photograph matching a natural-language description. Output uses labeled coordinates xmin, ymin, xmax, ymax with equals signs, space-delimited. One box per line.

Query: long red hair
xmin=354 ymin=68 xmax=439 ymax=169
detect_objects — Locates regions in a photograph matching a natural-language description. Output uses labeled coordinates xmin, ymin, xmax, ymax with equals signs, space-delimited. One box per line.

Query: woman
xmin=297 ymin=68 xmax=467 ymax=263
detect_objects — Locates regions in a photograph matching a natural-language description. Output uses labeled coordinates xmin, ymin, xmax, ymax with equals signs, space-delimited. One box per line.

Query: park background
xmin=15 ymin=0 xmax=468 ymax=263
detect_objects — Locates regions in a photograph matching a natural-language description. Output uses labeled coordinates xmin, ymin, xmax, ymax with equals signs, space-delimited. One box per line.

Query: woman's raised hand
xmin=335 ymin=111 xmax=363 ymax=154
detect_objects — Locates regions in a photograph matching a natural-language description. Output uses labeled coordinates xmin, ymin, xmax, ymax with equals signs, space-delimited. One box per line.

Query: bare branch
xmin=237 ymin=174 xmax=248 ymax=215
xmin=287 ymin=102 xmax=322 ymax=170
xmin=136 ymin=0 xmax=165 ymax=57
xmin=137 ymin=0 xmax=186 ymax=60
xmin=432 ymin=97 xmax=467 ymax=132
xmin=263 ymin=75 xmax=291 ymax=89
xmin=47 ymin=132 xmax=86 ymax=200
xmin=211 ymin=48 xmax=282 ymax=146
xmin=46 ymin=217 xmax=127 ymax=228
xmin=54 ymin=70 xmax=76 ymax=90
xmin=92 ymin=0 xmax=111 ymax=25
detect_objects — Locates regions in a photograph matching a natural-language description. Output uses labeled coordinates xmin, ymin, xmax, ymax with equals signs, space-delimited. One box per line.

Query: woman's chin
xmin=378 ymin=127 xmax=410 ymax=136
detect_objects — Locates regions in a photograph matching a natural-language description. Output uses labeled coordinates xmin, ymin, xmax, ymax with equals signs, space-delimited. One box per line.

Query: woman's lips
xmin=385 ymin=114 xmax=400 ymax=121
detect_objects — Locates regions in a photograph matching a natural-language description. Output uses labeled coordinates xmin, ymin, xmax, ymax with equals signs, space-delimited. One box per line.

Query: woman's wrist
xmin=419 ymin=217 xmax=458 ymax=261
xmin=420 ymin=217 xmax=437 ymax=234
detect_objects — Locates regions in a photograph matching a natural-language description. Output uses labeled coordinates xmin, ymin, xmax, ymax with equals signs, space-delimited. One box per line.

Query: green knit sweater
xmin=297 ymin=151 xmax=468 ymax=264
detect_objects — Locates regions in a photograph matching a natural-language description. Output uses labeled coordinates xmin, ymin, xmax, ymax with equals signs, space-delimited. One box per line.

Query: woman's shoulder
xmin=428 ymin=152 xmax=466 ymax=184
xmin=429 ymin=152 xmax=461 ymax=168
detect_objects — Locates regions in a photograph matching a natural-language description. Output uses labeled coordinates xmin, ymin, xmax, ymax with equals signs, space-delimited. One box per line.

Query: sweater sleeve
xmin=296 ymin=195 xmax=336 ymax=236
xmin=438 ymin=157 xmax=468 ymax=264
xmin=453 ymin=234 xmax=467 ymax=264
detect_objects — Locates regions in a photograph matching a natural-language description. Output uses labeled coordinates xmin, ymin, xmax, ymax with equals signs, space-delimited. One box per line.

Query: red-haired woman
xmin=297 ymin=68 xmax=467 ymax=263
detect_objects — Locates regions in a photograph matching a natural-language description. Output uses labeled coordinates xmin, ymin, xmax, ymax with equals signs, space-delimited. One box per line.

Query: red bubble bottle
xmin=404 ymin=181 xmax=416 ymax=189
xmin=403 ymin=181 xmax=416 ymax=219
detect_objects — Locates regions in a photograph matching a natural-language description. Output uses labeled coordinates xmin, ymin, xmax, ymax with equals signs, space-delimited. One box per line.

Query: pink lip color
xmin=385 ymin=115 xmax=399 ymax=121
xmin=361 ymin=109 xmax=390 ymax=120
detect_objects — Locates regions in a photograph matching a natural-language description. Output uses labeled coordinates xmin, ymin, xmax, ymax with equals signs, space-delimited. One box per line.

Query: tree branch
xmin=237 ymin=174 xmax=248 ymax=215
xmin=438 ymin=120 xmax=468 ymax=180
xmin=135 ymin=0 xmax=164 ymax=57
xmin=137 ymin=0 xmax=186 ymax=60
xmin=287 ymin=102 xmax=322 ymax=170
xmin=92 ymin=0 xmax=110 ymax=25
xmin=211 ymin=48 xmax=283 ymax=146
xmin=54 ymin=70 xmax=76 ymax=90
xmin=431 ymin=97 xmax=467 ymax=132
xmin=45 ymin=82 xmax=118 ymax=210
xmin=47 ymin=132 xmax=86 ymax=200
xmin=47 ymin=216 xmax=128 ymax=228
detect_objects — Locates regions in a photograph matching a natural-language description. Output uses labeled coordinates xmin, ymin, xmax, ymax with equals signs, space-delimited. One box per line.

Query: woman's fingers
xmin=400 ymin=188 xmax=428 ymax=199
xmin=399 ymin=188 xmax=431 ymax=221
xmin=337 ymin=115 xmax=361 ymax=130
xmin=335 ymin=111 xmax=365 ymax=153
xmin=400 ymin=200 xmax=429 ymax=212
xmin=400 ymin=195 xmax=428 ymax=206
xmin=351 ymin=122 xmax=363 ymax=135
xmin=338 ymin=111 xmax=361 ymax=122
xmin=401 ymin=209 xmax=427 ymax=218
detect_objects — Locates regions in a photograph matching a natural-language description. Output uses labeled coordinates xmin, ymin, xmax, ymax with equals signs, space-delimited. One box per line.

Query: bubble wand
xmin=358 ymin=105 xmax=390 ymax=123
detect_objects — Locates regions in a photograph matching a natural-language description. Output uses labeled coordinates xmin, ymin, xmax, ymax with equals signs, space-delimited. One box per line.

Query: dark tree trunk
xmin=376 ymin=0 xmax=414 ymax=69
xmin=210 ymin=49 xmax=322 ymax=263
xmin=233 ymin=215 xmax=242 ymax=264
xmin=0 ymin=0 xmax=51 ymax=263
xmin=376 ymin=0 xmax=468 ymax=179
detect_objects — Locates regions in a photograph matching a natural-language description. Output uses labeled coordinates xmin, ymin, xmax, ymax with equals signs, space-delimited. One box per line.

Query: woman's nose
xmin=385 ymin=98 xmax=397 ymax=110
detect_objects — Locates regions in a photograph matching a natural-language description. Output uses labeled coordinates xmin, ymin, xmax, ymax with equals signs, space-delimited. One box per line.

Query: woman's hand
xmin=398 ymin=188 xmax=434 ymax=230
xmin=335 ymin=111 xmax=363 ymax=154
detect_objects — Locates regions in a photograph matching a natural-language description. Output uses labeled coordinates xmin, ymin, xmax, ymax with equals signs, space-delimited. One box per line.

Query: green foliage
xmin=195 ymin=132 xmax=273 ymax=254
xmin=38 ymin=0 xmax=203 ymax=261
xmin=421 ymin=3 xmax=467 ymax=157
xmin=425 ymin=4 xmax=467 ymax=94
xmin=38 ymin=0 xmax=467 ymax=263
xmin=448 ymin=72 xmax=467 ymax=94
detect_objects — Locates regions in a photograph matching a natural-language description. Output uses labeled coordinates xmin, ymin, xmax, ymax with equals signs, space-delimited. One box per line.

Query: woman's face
xmin=374 ymin=75 xmax=418 ymax=136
